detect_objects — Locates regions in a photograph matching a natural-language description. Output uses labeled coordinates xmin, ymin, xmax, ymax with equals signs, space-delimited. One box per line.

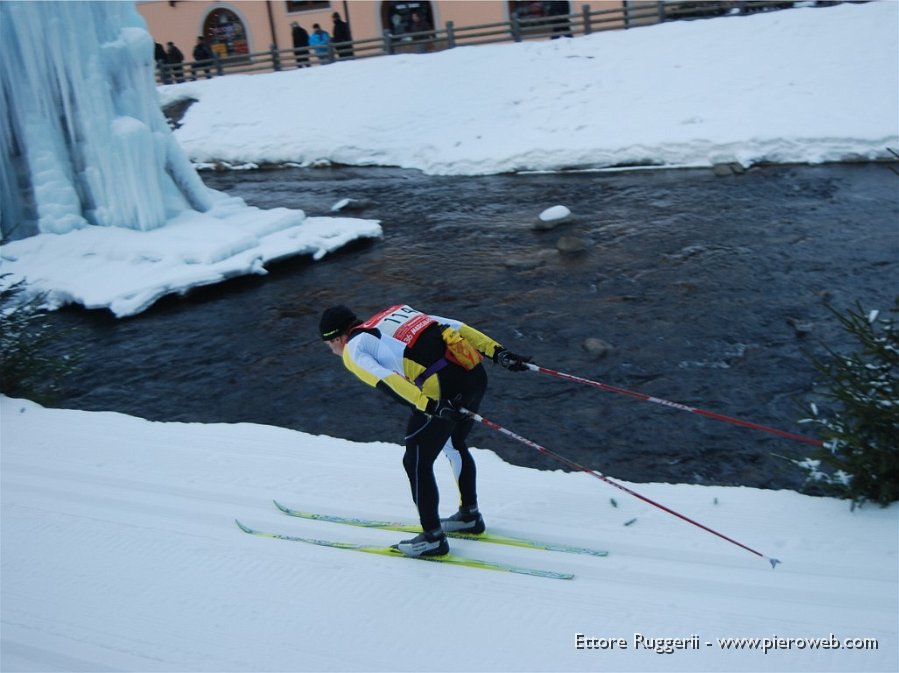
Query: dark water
xmin=40 ymin=163 xmax=899 ymax=490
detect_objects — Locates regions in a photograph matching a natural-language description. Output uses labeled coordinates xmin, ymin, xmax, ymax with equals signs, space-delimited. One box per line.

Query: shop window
xmin=381 ymin=1 xmax=435 ymax=36
xmin=203 ymin=8 xmax=249 ymax=57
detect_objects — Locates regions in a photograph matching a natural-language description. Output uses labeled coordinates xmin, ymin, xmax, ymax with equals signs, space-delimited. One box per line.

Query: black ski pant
xmin=402 ymin=363 xmax=487 ymax=532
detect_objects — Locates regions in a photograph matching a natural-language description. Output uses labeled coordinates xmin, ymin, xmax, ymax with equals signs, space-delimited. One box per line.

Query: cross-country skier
xmin=319 ymin=304 xmax=531 ymax=557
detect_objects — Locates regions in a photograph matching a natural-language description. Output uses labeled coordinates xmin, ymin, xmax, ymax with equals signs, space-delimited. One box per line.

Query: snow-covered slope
xmin=2 ymin=396 xmax=896 ymax=672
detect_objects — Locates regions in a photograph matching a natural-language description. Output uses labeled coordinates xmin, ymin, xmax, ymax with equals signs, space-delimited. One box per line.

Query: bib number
xmin=360 ymin=305 xmax=435 ymax=346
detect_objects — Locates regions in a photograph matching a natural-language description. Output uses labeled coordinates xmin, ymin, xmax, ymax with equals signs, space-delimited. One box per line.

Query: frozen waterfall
xmin=0 ymin=1 xmax=211 ymax=240
xmin=0 ymin=1 xmax=381 ymax=317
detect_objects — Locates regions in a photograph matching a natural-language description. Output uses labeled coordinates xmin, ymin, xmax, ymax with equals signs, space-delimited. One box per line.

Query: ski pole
xmin=526 ymin=363 xmax=823 ymax=447
xmin=462 ymin=408 xmax=782 ymax=569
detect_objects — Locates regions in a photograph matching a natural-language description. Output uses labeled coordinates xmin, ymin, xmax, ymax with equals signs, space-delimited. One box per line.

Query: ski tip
xmin=235 ymin=519 xmax=251 ymax=533
xmin=769 ymin=557 xmax=782 ymax=569
xmin=273 ymin=499 xmax=285 ymax=511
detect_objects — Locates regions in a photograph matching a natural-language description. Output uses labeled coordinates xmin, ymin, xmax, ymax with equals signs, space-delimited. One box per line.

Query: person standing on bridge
xmin=319 ymin=304 xmax=531 ymax=557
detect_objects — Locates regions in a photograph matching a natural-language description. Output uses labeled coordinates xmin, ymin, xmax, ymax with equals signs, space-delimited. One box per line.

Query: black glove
xmin=427 ymin=398 xmax=467 ymax=422
xmin=493 ymin=348 xmax=532 ymax=372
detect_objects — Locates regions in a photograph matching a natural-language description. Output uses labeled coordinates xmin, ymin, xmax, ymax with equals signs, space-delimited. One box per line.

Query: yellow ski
xmin=235 ymin=519 xmax=573 ymax=580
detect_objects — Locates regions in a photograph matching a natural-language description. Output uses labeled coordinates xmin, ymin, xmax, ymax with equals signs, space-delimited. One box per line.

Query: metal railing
xmin=155 ymin=1 xmax=848 ymax=84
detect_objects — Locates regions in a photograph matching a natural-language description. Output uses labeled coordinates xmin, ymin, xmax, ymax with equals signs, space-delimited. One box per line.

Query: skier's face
xmin=326 ymin=335 xmax=347 ymax=356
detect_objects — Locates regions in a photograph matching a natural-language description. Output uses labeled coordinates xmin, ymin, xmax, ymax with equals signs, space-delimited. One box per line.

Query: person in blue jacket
xmin=308 ymin=23 xmax=331 ymax=64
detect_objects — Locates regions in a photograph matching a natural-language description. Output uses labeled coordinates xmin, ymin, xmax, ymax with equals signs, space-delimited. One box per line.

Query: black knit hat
xmin=319 ymin=305 xmax=357 ymax=341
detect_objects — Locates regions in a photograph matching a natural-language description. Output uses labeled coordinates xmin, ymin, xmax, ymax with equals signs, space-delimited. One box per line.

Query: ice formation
xmin=0 ymin=1 xmax=380 ymax=317
xmin=0 ymin=1 xmax=211 ymax=239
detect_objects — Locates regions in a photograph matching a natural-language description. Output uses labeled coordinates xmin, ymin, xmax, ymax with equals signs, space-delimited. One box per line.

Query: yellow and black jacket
xmin=342 ymin=304 xmax=503 ymax=411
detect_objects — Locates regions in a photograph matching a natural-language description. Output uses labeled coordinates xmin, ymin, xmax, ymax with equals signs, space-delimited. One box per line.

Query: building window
xmin=285 ymin=1 xmax=330 ymax=12
xmin=204 ymin=8 xmax=249 ymax=57
xmin=381 ymin=1 xmax=434 ymax=36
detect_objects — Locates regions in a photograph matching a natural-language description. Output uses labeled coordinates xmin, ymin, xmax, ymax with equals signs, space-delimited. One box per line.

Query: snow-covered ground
xmin=1 ymin=396 xmax=896 ymax=672
xmin=0 ymin=177 xmax=381 ymax=314
xmin=1 ymin=0 xmax=897 ymax=317
xmin=0 ymin=193 xmax=380 ymax=317
xmin=163 ymin=1 xmax=898 ymax=176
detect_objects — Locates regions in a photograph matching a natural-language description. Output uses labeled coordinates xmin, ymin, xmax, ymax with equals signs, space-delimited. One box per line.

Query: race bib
xmin=360 ymin=304 xmax=435 ymax=346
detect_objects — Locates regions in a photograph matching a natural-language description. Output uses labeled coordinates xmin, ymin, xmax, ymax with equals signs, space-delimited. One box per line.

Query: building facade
xmin=137 ymin=1 xmax=633 ymax=63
